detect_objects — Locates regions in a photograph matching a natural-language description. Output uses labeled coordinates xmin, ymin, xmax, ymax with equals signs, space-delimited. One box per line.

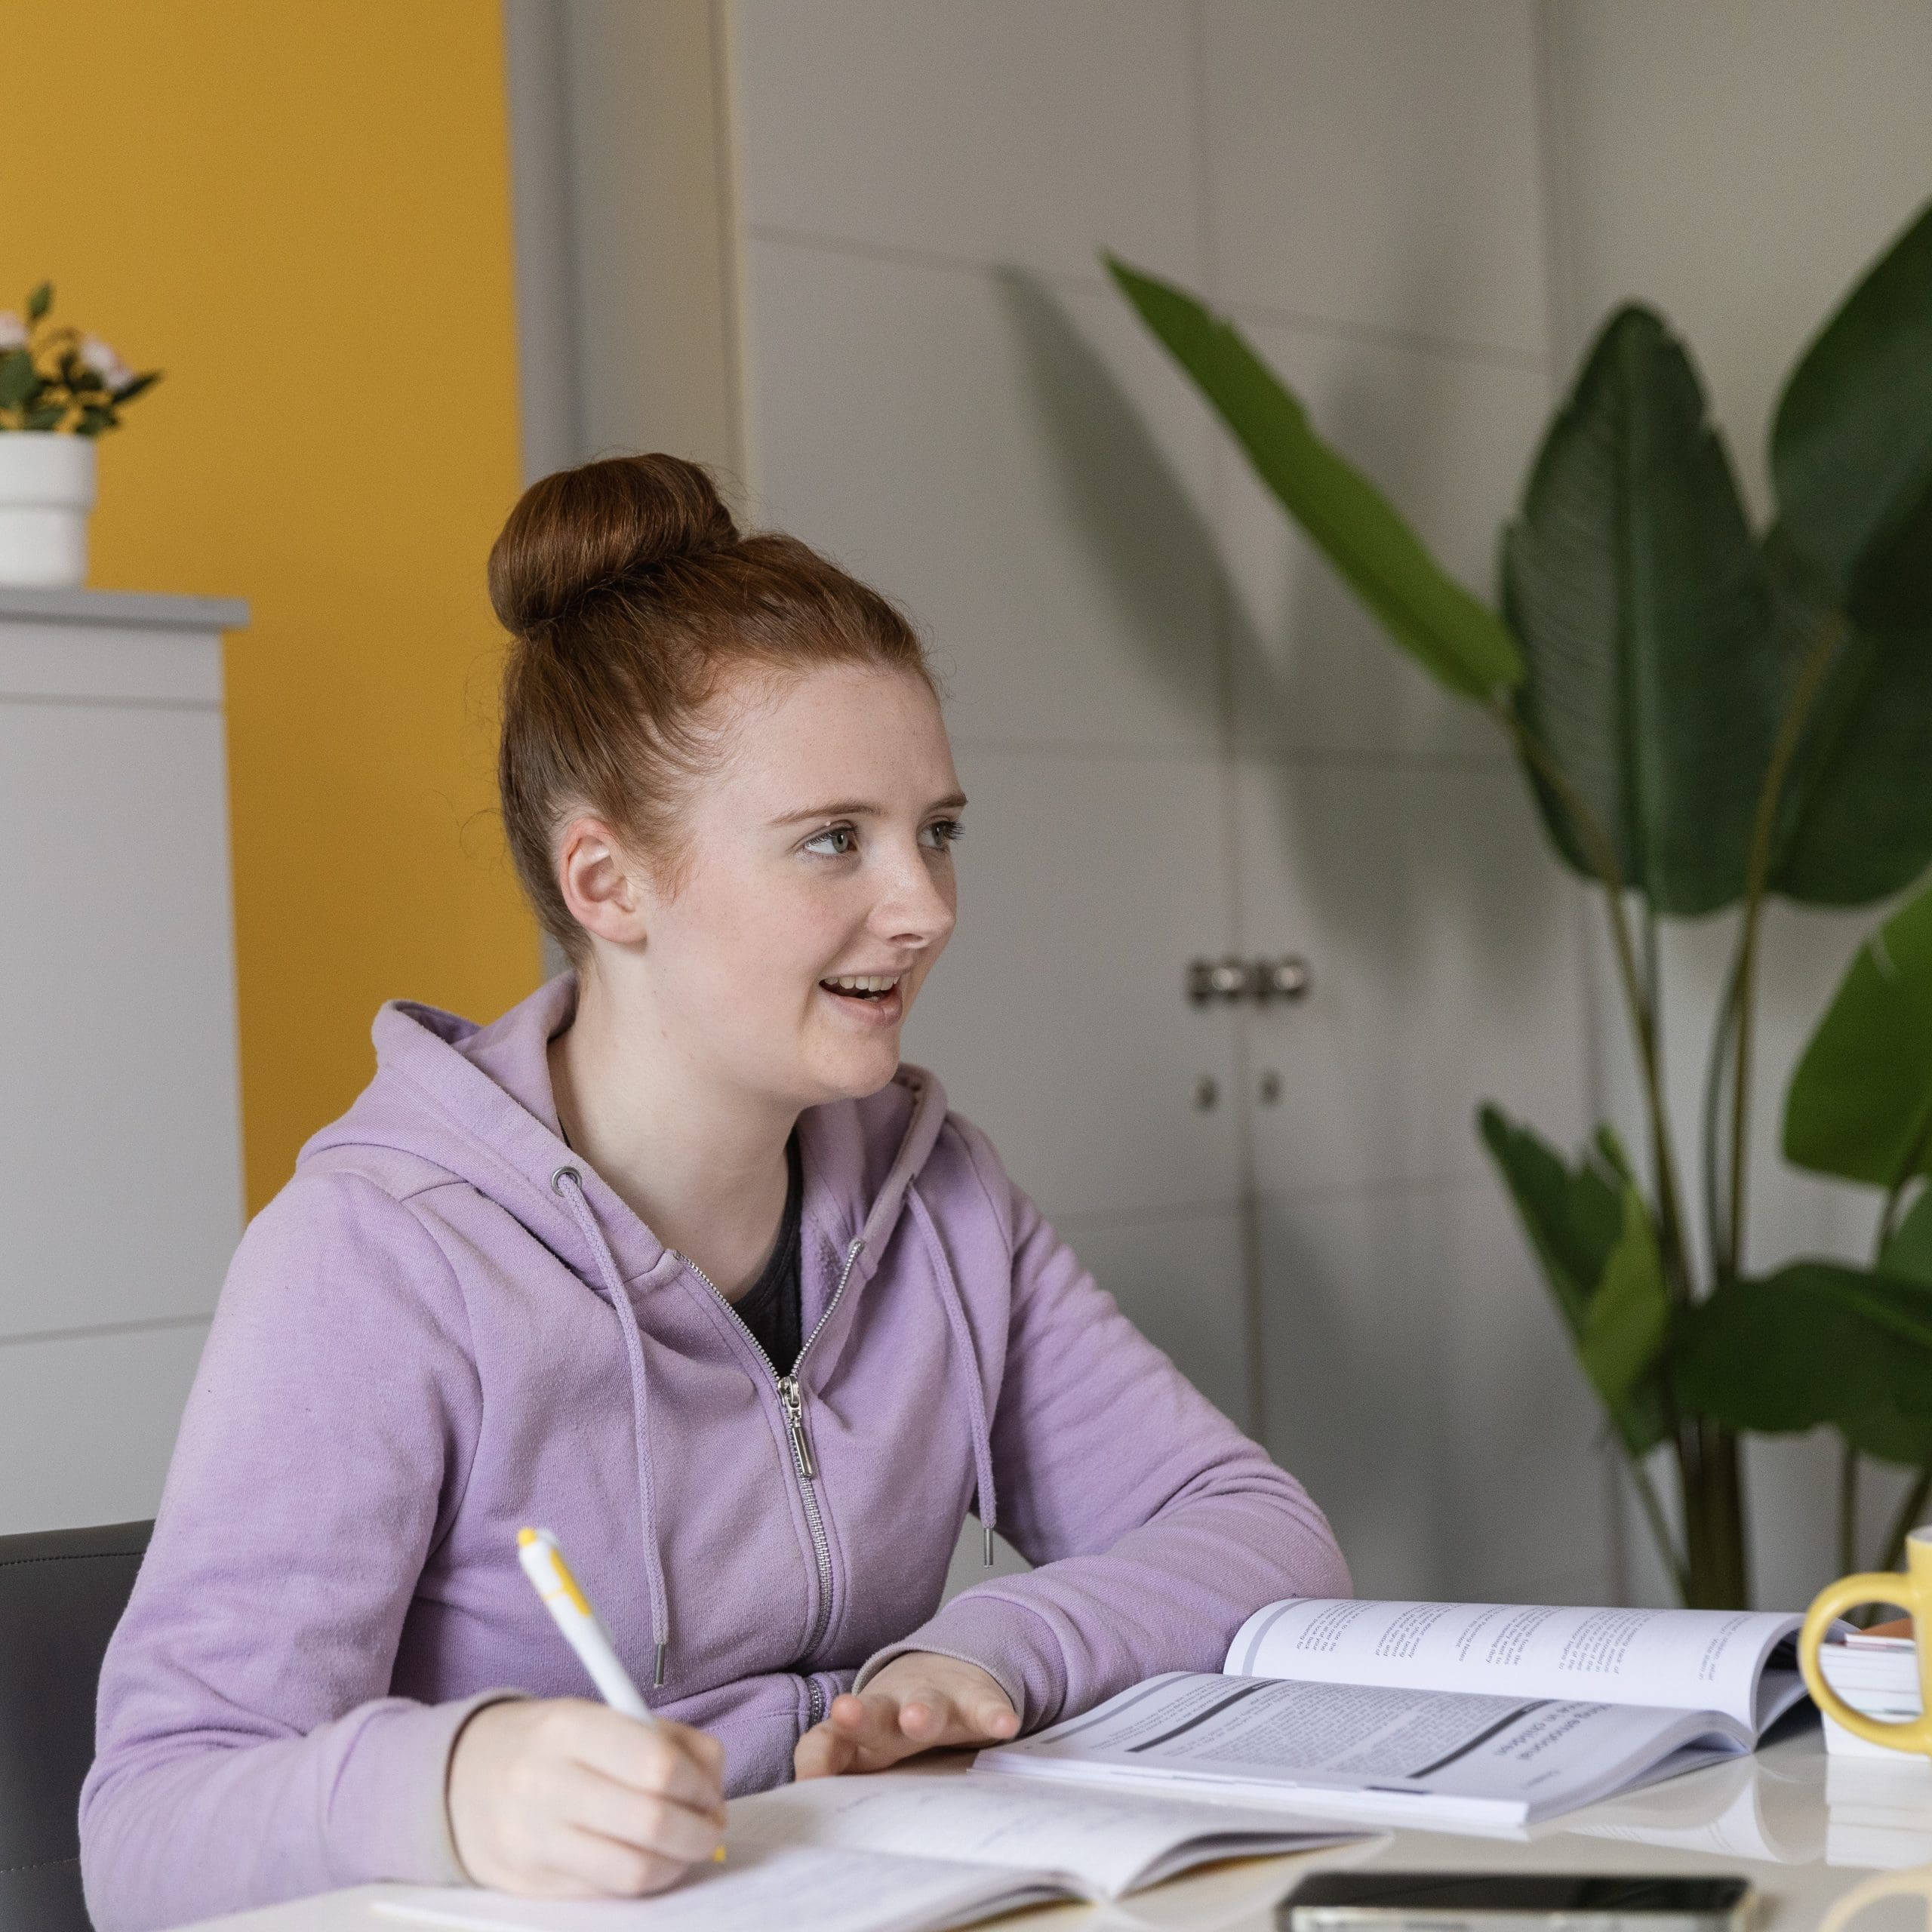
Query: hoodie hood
xmin=299 ymin=971 xmax=971 ymax=1689
xmin=301 ymin=973 xmax=952 ymax=1300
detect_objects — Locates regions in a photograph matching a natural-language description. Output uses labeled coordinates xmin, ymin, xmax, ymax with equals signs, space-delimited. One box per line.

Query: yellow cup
xmin=1820 ymin=1866 xmax=1932 ymax=1932
xmin=1800 ymin=1527 xmax=1932 ymax=1755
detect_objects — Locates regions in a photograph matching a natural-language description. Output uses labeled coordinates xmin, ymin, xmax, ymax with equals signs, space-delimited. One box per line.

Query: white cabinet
xmin=0 ymin=587 xmax=247 ymax=1533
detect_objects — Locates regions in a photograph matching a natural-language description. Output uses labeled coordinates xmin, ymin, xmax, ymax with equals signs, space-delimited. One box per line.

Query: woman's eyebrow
xmin=772 ymin=791 xmax=968 ymax=826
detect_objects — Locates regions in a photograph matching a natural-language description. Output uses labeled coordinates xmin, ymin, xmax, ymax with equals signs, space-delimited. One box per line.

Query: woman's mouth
xmin=818 ymin=972 xmax=906 ymax=1025
xmin=820 ymin=973 xmax=902 ymax=1000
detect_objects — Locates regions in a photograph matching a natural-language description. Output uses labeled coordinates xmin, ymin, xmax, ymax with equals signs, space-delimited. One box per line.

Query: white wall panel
xmin=1055 ymin=1205 xmax=1254 ymax=1431
xmin=1212 ymin=320 xmax=1549 ymax=761
xmin=745 ymin=238 xmax=1227 ymax=751
xmin=0 ymin=1321 xmax=210 ymax=1535
xmin=1235 ymin=757 xmax=1589 ymax=1198
xmin=0 ymin=700 xmax=242 ymax=1334
xmin=1257 ymin=1176 xmax=1609 ymax=1606
xmin=1202 ymin=0 xmax=1551 ymax=358
xmin=903 ymin=746 xmax=1242 ymax=1226
xmin=736 ymin=0 xmax=1201 ymax=287
xmin=1546 ymin=0 xmax=1932 ymax=515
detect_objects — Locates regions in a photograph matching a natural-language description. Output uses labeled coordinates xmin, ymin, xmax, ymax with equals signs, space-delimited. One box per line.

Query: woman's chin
xmin=802 ymin=1026 xmax=906 ymax=1100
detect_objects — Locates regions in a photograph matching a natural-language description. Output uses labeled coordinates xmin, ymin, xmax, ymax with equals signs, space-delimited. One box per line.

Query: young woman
xmin=79 ymin=455 xmax=1349 ymax=1928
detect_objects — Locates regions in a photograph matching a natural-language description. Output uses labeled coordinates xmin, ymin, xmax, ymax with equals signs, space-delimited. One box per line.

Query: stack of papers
xmin=1817 ymin=1633 xmax=1921 ymax=1758
xmin=1826 ymin=1754 xmax=1932 ymax=1868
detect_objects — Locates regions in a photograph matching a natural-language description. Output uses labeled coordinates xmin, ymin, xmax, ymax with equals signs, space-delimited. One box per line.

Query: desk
xmin=180 ymin=1725 xmax=1932 ymax=1932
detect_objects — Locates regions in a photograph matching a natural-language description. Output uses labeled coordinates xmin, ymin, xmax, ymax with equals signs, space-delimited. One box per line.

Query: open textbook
xmin=372 ymin=1773 xmax=1364 ymax=1932
xmin=975 ymin=1597 xmax=1817 ymax=1831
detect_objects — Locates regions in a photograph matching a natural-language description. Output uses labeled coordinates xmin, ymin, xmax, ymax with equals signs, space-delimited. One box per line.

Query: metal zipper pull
xmin=777 ymin=1375 xmax=816 ymax=1481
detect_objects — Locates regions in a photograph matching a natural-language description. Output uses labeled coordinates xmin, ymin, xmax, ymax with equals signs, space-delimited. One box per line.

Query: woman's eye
xmin=921 ymin=817 xmax=964 ymax=851
xmin=803 ymin=824 xmax=859 ymax=857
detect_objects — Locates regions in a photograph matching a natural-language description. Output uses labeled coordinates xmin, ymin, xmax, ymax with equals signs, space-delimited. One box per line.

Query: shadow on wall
xmin=995 ymin=268 xmax=1601 ymax=1600
xmin=995 ymin=266 xmax=1559 ymax=998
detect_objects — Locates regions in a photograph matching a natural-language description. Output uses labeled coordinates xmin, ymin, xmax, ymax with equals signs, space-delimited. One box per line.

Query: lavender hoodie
xmin=80 ymin=975 xmax=1347 ymax=1930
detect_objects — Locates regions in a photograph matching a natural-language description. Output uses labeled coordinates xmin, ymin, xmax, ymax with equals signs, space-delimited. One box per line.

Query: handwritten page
xmin=371 ymin=1842 xmax=1034 ymax=1932
xmin=1226 ymin=1599 xmax=1804 ymax=1730
xmin=731 ymin=1768 xmax=1355 ymax=1896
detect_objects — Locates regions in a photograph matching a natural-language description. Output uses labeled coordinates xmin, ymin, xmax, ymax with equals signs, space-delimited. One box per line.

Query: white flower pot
xmin=0 ymin=432 xmax=98 ymax=588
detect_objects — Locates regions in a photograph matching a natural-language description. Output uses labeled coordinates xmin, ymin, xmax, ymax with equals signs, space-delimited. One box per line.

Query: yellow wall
xmin=9 ymin=1 xmax=540 ymax=1209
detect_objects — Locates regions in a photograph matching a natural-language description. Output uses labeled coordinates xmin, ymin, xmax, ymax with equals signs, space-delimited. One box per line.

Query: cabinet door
xmin=0 ymin=696 xmax=242 ymax=1336
xmin=0 ymin=622 xmax=241 ymax=1534
xmin=1232 ymin=744 xmax=1603 ymax=1604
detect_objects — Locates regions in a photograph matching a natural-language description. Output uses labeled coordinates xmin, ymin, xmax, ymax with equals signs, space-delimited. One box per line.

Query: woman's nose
xmin=875 ymin=848 xmax=956 ymax=946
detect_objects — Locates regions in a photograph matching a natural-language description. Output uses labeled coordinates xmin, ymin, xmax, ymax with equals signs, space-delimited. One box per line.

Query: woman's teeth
xmin=823 ymin=974 xmax=901 ymax=998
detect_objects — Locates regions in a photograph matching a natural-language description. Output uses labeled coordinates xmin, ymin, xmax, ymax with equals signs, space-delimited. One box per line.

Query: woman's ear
xmin=555 ymin=814 xmax=650 ymax=946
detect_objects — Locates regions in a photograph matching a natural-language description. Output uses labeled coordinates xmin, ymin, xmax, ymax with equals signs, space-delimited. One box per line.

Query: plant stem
xmin=1678 ymin=1418 xmax=1749 ymax=1607
xmin=1489 ymin=702 xmax=1694 ymax=1306
xmin=1839 ymin=1438 xmax=1860 ymax=1577
xmin=1487 ymin=697 xmax=1710 ymax=1598
xmin=1700 ymin=947 xmax=1746 ymax=1281
xmin=1847 ymin=1175 xmax=1919 ymax=1578
xmin=1726 ymin=612 xmax=1847 ymax=1276
xmin=1623 ymin=1441 xmax=1689 ymax=1601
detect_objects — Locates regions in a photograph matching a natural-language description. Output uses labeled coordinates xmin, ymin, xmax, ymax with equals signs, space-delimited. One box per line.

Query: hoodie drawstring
xmin=551 ymin=1164 xmax=672 ymax=1690
xmin=907 ymin=1184 xmax=998 ymax=1566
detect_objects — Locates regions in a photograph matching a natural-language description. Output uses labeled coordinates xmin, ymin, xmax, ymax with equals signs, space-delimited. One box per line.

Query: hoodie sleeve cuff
xmin=333 ymin=1688 xmax=526 ymax=1885
xmin=434 ymin=1691 xmax=528 ymax=1882
xmin=853 ymin=1592 xmax=1067 ymax=1731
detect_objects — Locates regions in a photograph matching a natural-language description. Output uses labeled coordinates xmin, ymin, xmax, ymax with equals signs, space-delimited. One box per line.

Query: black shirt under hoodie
xmin=733 ymin=1130 xmax=804 ymax=1373
xmin=554 ymin=1116 xmax=804 ymax=1374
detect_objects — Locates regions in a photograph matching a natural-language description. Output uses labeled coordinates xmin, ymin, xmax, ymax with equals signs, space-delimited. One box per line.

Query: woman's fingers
xmin=448 ymin=1697 xmax=730 ymax=1896
xmin=551 ymin=1826 xmax=694 ymax=1900
xmin=896 ymin=1690 xmax=1015 ymax=1745
xmin=567 ymin=1708 xmax=726 ymax=1820
xmin=973 ymin=1697 xmax=1020 ymax=1740
xmin=792 ymin=1720 xmax=856 ymax=1780
xmin=792 ymin=1672 xmax=1021 ymax=1780
xmin=553 ymin=1758 xmax=727 ymax=1865
xmin=795 ymin=1692 xmax=908 ymax=1778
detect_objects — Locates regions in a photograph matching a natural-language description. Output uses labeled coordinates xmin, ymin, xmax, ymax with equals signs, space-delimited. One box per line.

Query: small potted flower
xmin=0 ymin=282 xmax=161 ymax=587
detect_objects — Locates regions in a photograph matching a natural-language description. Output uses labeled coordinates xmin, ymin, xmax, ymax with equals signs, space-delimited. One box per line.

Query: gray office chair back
xmin=0 ymin=1519 xmax=150 ymax=1932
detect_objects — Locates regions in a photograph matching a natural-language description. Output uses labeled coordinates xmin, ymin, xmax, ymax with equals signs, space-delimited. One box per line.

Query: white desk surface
xmin=181 ymin=1721 xmax=1932 ymax=1932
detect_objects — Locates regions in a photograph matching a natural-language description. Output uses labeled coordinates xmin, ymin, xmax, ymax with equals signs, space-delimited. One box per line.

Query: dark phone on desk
xmin=1280 ymin=1871 xmax=1754 ymax=1932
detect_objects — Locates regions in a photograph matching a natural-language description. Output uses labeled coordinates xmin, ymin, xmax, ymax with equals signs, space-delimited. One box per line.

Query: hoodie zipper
xmin=672 ymin=1235 xmax=864 ymax=1722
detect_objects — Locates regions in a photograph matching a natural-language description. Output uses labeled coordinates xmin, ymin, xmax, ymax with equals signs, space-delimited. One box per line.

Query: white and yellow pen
xmin=517 ymin=1526 xmax=654 ymax=1722
xmin=517 ymin=1527 xmax=727 ymax=1865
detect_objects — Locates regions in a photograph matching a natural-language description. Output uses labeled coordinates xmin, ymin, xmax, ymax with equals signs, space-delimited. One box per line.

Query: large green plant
xmin=1112 ymin=201 xmax=1932 ymax=1608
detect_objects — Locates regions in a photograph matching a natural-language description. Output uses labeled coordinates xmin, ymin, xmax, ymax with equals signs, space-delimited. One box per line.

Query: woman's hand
xmin=793 ymin=1654 xmax=1019 ymax=1778
xmin=448 ymin=1697 xmax=727 ymax=1896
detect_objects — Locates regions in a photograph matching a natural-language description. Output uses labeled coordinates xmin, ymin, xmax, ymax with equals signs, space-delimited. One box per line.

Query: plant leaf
xmin=1580 ymin=1191 xmax=1671 ymax=1414
xmin=1677 ymin=1262 xmax=1932 ymax=1466
xmin=1764 ymin=528 xmax=1932 ymax=905
xmin=112 ymin=371 xmax=159 ymax=405
xmin=1774 ymin=197 xmax=1932 ymax=628
xmin=1501 ymin=306 xmax=1780 ymax=914
xmin=0 ymin=350 xmax=38 ymax=409
xmin=1478 ymin=1104 xmax=1668 ymax=1454
xmin=25 ymin=281 xmax=51 ymax=323
xmin=1784 ymin=878 xmax=1932 ymax=1186
xmin=1881 ymin=1192 xmax=1932 ymax=1286
xmin=20 ymin=405 xmax=65 ymax=432
xmin=1107 ymin=254 xmax=1521 ymax=700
